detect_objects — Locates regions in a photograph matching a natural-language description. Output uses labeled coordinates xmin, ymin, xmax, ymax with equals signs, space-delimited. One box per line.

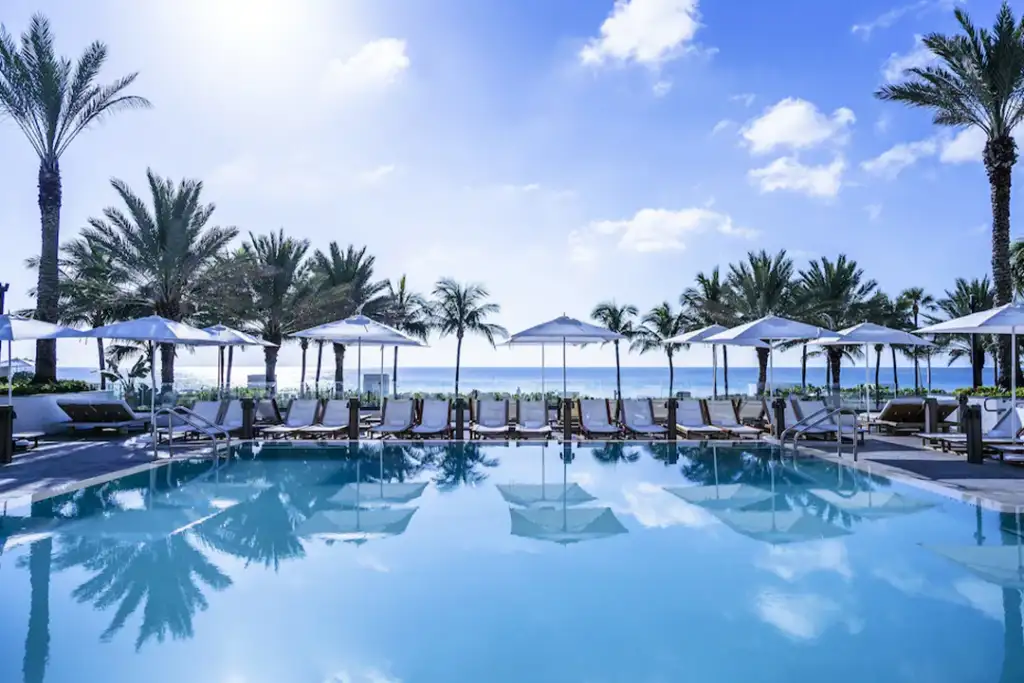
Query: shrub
xmin=0 ymin=380 xmax=96 ymax=396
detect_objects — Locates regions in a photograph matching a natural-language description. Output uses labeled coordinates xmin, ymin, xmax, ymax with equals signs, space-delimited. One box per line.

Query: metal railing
xmin=154 ymin=406 xmax=232 ymax=456
xmin=780 ymin=406 xmax=860 ymax=461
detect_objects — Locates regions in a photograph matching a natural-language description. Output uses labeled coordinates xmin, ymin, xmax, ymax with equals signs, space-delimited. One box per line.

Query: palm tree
xmin=311 ymin=243 xmax=388 ymax=396
xmin=797 ymin=255 xmax=878 ymax=395
xmin=83 ymin=169 xmax=237 ymax=387
xmin=242 ymin=230 xmax=319 ymax=393
xmin=876 ymin=1 xmax=1024 ymax=389
xmin=381 ymin=275 xmax=430 ymax=396
xmin=866 ymin=293 xmax=912 ymax=397
xmin=898 ymin=287 xmax=936 ymax=391
xmin=726 ymin=250 xmax=795 ymax=394
xmin=590 ymin=301 xmax=638 ymax=412
xmin=429 ymin=279 xmax=507 ymax=397
xmin=681 ymin=268 xmax=735 ymax=397
xmin=932 ymin=277 xmax=996 ymax=387
xmin=0 ymin=14 xmax=150 ymax=383
xmin=631 ymin=302 xmax=686 ymax=398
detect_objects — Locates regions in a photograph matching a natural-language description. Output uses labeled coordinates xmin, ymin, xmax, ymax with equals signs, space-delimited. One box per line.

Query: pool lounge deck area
xmin=5 ymin=433 xmax=1024 ymax=510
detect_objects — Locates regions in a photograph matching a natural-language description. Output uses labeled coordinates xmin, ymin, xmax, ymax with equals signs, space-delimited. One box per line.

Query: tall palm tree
xmin=0 ymin=14 xmax=150 ymax=383
xmin=631 ymin=302 xmax=686 ymax=398
xmin=726 ymin=250 xmax=795 ymax=394
xmin=382 ymin=275 xmax=430 ymax=396
xmin=932 ymin=277 xmax=996 ymax=388
xmin=83 ymin=170 xmax=237 ymax=387
xmin=590 ymin=301 xmax=638 ymax=410
xmin=876 ymin=1 xmax=1024 ymax=389
xmin=867 ymin=293 xmax=912 ymax=396
xmin=797 ymin=255 xmax=878 ymax=395
xmin=242 ymin=230 xmax=319 ymax=393
xmin=898 ymin=287 xmax=936 ymax=391
xmin=681 ymin=268 xmax=735 ymax=397
xmin=311 ymin=243 xmax=388 ymax=396
xmin=429 ymin=279 xmax=507 ymax=397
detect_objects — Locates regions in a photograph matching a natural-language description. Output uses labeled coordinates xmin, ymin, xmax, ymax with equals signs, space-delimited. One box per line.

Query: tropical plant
xmin=796 ymin=255 xmax=878 ymax=395
xmin=631 ymin=302 xmax=687 ymax=397
xmin=0 ymin=14 xmax=150 ymax=383
xmin=82 ymin=169 xmax=237 ymax=386
xmin=898 ymin=287 xmax=936 ymax=391
xmin=680 ymin=267 xmax=735 ymax=397
xmin=726 ymin=250 xmax=795 ymax=394
xmin=101 ymin=354 xmax=150 ymax=399
xmin=931 ymin=277 xmax=996 ymax=388
xmin=429 ymin=278 xmax=507 ymax=397
xmin=381 ymin=275 xmax=431 ymax=396
xmin=590 ymin=301 xmax=638 ymax=411
xmin=866 ymin=293 xmax=912 ymax=397
xmin=311 ymin=243 xmax=388 ymax=395
xmin=876 ymin=1 xmax=1024 ymax=388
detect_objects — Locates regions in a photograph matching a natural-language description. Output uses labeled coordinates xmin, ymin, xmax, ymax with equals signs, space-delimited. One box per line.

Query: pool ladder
xmin=779 ymin=406 xmax=859 ymax=461
xmin=153 ymin=406 xmax=232 ymax=457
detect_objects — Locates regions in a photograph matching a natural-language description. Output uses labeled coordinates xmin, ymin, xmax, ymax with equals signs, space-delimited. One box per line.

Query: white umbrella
xmin=665 ymin=324 xmax=769 ymax=399
xmin=292 ymin=315 xmax=426 ymax=400
xmin=0 ymin=315 xmax=81 ymax=405
xmin=203 ymin=325 xmax=276 ymax=396
xmin=75 ymin=316 xmax=223 ymax=450
xmin=812 ymin=322 xmax=934 ymax=412
xmin=297 ymin=507 xmax=417 ymax=545
xmin=509 ymin=506 xmax=627 ymax=545
xmin=925 ymin=510 xmax=1024 ymax=589
xmin=918 ymin=303 xmax=1024 ymax=443
xmin=807 ymin=489 xmax=934 ymax=519
xmin=706 ymin=316 xmax=827 ymax=396
xmin=328 ymin=482 xmax=428 ymax=507
xmin=505 ymin=315 xmax=624 ymax=401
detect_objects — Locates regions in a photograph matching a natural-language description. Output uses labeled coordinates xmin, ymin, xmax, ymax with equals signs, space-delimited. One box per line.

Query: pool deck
xmin=4 ymin=433 xmax=1024 ymax=510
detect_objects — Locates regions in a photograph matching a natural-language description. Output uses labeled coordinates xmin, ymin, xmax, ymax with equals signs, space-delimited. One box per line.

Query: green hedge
xmin=954 ymin=386 xmax=1024 ymax=398
xmin=0 ymin=380 xmax=96 ymax=396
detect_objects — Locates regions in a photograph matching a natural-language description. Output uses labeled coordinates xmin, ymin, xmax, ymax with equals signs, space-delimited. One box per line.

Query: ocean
xmin=57 ymin=364 xmax=987 ymax=397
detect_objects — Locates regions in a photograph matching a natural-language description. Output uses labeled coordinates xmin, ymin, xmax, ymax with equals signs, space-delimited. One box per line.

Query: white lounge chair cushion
xmin=518 ymin=401 xmax=548 ymax=429
xmin=413 ymin=400 xmax=449 ymax=432
xmin=476 ymin=400 xmax=508 ymax=428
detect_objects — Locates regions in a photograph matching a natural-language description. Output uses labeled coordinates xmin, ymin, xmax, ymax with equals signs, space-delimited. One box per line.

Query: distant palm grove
xmin=3 ymin=6 xmax=1024 ymax=396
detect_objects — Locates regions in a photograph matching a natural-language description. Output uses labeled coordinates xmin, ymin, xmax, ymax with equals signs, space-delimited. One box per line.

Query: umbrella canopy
xmin=327 ymin=482 xmax=428 ymax=507
xmin=509 ymin=507 xmax=627 ymax=545
xmin=292 ymin=314 xmax=425 ymax=346
xmin=807 ymin=489 xmax=934 ymax=519
xmin=916 ymin=302 xmax=1024 ymax=335
xmin=203 ymin=324 xmax=276 ymax=347
xmin=297 ymin=507 xmax=417 ymax=544
xmin=506 ymin=315 xmax=625 ymax=345
xmin=705 ymin=315 xmax=825 ymax=344
xmin=714 ymin=508 xmax=850 ymax=545
xmin=664 ymin=483 xmax=778 ymax=511
xmin=925 ymin=544 xmax=1024 ymax=589
xmin=497 ymin=483 xmax=597 ymax=508
xmin=664 ymin=324 xmax=769 ymax=347
xmin=77 ymin=316 xmax=222 ymax=345
xmin=0 ymin=358 xmax=34 ymax=375
xmin=0 ymin=315 xmax=77 ymax=341
xmin=812 ymin=322 xmax=934 ymax=347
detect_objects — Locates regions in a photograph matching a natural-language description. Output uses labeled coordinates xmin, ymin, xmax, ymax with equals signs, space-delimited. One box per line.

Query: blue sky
xmin=0 ymin=0 xmax=1011 ymax=369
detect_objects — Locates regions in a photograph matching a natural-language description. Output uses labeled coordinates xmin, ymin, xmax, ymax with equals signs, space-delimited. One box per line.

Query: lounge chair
xmin=370 ymin=399 xmax=415 ymax=438
xmin=410 ymin=399 xmax=452 ymax=438
xmin=262 ymin=399 xmax=320 ymax=438
xmin=577 ymin=399 xmax=620 ymax=439
xmin=255 ymin=399 xmax=281 ymax=425
xmin=676 ymin=399 xmax=723 ymax=438
xmin=219 ymin=400 xmax=245 ymax=433
xmin=704 ymin=400 xmax=762 ymax=439
xmin=58 ymin=400 xmax=150 ymax=433
xmin=471 ymin=399 xmax=511 ymax=439
xmin=297 ymin=399 xmax=351 ymax=438
xmin=760 ymin=397 xmax=834 ymax=440
xmin=861 ymin=397 xmax=924 ymax=434
xmin=736 ymin=399 xmax=764 ymax=427
xmin=795 ymin=399 xmax=865 ymax=444
xmin=515 ymin=400 xmax=552 ymax=439
xmin=157 ymin=400 xmax=227 ymax=440
xmin=621 ymin=398 xmax=668 ymax=437
xmin=924 ymin=405 xmax=1024 ymax=452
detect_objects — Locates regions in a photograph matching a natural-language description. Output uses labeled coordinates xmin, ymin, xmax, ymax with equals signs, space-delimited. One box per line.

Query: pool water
xmin=1 ymin=442 xmax=1022 ymax=683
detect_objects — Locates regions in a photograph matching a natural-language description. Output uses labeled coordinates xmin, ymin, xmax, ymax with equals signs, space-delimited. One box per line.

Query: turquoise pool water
xmin=0 ymin=442 xmax=1021 ymax=683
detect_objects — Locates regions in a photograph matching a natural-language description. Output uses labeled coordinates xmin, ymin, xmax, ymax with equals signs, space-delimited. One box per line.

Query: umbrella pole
xmin=541 ymin=345 xmax=545 ymax=400
xmin=357 ymin=341 xmax=363 ymax=401
xmin=712 ymin=345 xmax=718 ymax=400
xmin=562 ymin=337 xmax=567 ymax=401
xmin=380 ymin=345 xmax=385 ymax=414
xmin=150 ymin=341 xmax=157 ymax=460
xmin=865 ymin=343 xmax=870 ymax=415
xmin=1013 ymin=330 xmax=1018 ymax=447
xmin=769 ymin=341 xmax=775 ymax=397
xmin=7 ymin=339 xmax=12 ymax=406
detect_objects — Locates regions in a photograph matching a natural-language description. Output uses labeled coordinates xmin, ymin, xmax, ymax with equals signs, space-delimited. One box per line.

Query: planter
xmin=11 ymin=390 xmax=116 ymax=435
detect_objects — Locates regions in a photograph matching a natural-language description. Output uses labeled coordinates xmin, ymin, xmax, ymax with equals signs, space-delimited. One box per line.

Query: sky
xmin=0 ymin=0 xmax=1013 ymax=370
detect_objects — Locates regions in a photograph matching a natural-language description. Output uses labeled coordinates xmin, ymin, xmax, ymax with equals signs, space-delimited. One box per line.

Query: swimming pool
xmin=0 ymin=442 xmax=1021 ymax=683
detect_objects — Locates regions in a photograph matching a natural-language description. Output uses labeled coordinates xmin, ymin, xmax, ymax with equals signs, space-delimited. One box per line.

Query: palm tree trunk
xmin=299 ymin=339 xmax=308 ymax=396
xmin=722 ymin=346 xmax=729 ymax=397
xmin=890 ymin=347 xmax=899 ymax=394
xmin=756 ymin=347 xmax=769 ymax=395
xmin=993 ymin=345 xmax=999 ymax=386
xmin=264 ymin=345 xmax=279 ymax=395
xmin=972 ymin=334 xmax=983 ymax=389
xmin=667 ymin=349 xmax=675 ymax=398
xmin=24 ymin=501 xmax=52 ymax=683
xmin=332 ymin=343 xmax=346 ymax=397
xmin=392 ymin=346 xmax=400 ymax=397
xmin=875 ymin=346 xmax=882 ymax=409
xmin=825 ymin=359 xmax=831 ymax=389
xmin=986 ymin=135 xmax=1016 ymax=390
xmin=614 ymin=340 xmax=622 ymax=403
xmin=926 ymin=352 xmax=932 ymax=391
xmin=97 ymin=338 xmax=106 ymax=391
xmin=829 ymin=348 xmax=841 ymax=397
xmin=454 ymin=335 xmax=463 ymax=396
xmin=226 ymin=346 xmax=234 ymax=391
xmin=801 ymin=345 xmax=808 ymax=391
xmin=315 ymin=341 xmax=324 ymax=391
xmin=159 ymin=343 xmax=175 ymax=393
xmin=711 ymin=345 xmax=718 ymax=400
xmin=33 ymin=160 xmax=61 ymax=385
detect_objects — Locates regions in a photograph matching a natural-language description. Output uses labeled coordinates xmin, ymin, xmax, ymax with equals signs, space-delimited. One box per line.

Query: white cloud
xmin=865 ymin=203 xmax=883 ymax=221
xmin=588 ymin=206 xmax=756 ymax=252
xmin=882 ymin=35 xmax=936 ymax=83
xmin=568 ymin=229 xmax=599 ymax=264
xmin=620 ymin=482 xmax=715 ymax=528
xmin=749 ymin=156 xmax=845 ymax=197
xmin=861 ymin=138 xmax=937 ymax=178
xmin=741 ymin=98 xmax=855 ymax=154
xmin=730 ymin=93 xmax=756 ymax=107
xmin=875 ymin=114 xmax=890 ymax=134
xmin=653 ymin=79 xmax=673 ymax=97
xmin=939 ymin=127 xmax=986 ymax=163
xmin=756 ymin=591 xmax=842 ymax=640
xmin=323 ymin=38 xmax=410 ymax=95
xmin=851 ymin=0 xmax=960 ymax=39
xmin=756 ymin=540 xmax=853 ymax=582
xmin=580 ymin=0 xmax=702 ymax=66
xmin=711 ymin=119 xmax=734 ymax=135
xmin=356 ymin=164 xmax=397 ymax=185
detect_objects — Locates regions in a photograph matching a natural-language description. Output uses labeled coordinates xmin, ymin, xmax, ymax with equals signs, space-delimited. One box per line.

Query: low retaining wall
xmin=11 ymin=391 xmax=116 ymax=435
